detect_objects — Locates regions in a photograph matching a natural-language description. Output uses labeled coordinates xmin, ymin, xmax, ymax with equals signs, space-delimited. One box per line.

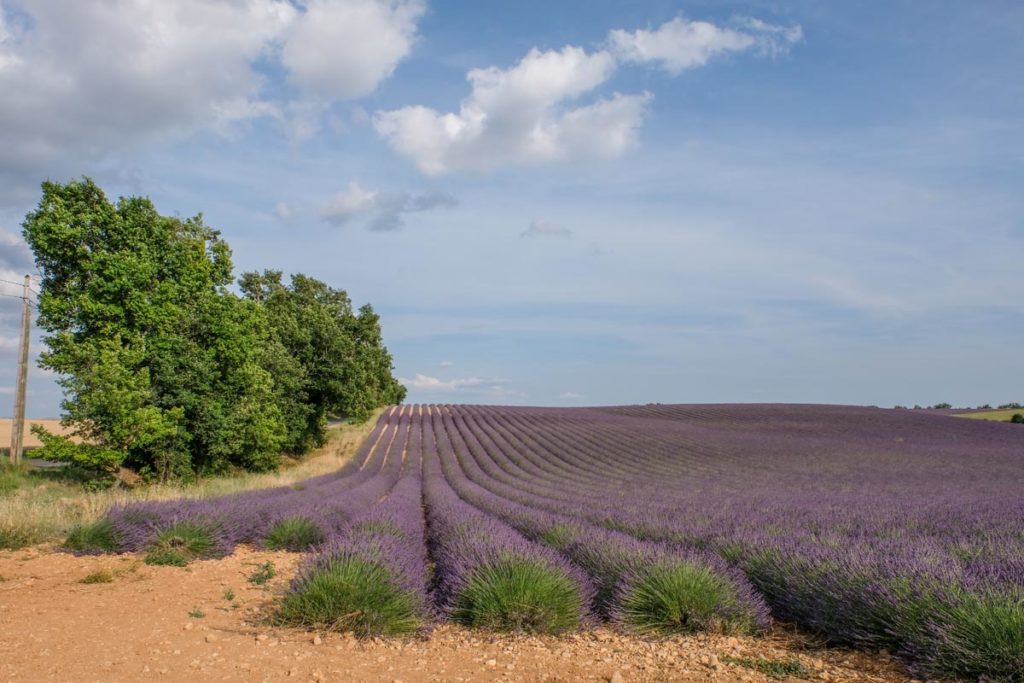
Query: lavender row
xmin=430 ymin=407 xmax=770 ymax=635
xmin=421 ymin=411 xmax=595 ymax=633
xmin=446 ymin=404 xmax=1024 ymax=680
xmin=278 ymin=409 xmax=431 ymax=635
xmin=79 ymin=407 xmax=412 ymax=560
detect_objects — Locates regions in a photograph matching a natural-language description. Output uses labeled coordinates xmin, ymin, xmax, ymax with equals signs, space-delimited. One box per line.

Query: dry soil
xmin=0 ymin=545 xmax=917 ymax=683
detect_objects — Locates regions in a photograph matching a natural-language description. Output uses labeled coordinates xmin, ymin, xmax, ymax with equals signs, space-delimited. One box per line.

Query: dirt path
xmin=0 ymin=546 xmax=914 ymax=683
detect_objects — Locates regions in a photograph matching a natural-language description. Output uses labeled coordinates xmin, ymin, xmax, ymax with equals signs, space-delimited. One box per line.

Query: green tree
xmin=240 ymin=271 xmax=406 ymax=451
xmin=22 ymin=178 xmax=284 ymax=478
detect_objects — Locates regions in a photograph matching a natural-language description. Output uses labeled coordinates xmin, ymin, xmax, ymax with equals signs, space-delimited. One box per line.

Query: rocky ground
xmin=0 ymin=546 xmax=916 ymax=683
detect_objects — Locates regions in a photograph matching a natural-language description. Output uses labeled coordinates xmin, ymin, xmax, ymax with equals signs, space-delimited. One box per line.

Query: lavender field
xmin=74 ymin=404 xmax=1024 ymax=681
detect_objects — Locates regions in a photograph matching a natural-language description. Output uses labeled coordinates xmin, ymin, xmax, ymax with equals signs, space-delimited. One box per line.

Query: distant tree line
xmin=22 ymin=178 xmax=405 ymax=480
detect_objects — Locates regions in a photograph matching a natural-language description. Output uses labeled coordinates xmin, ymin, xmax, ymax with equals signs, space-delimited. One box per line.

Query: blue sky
xmin=1 ymin=0 xmax=1022 ymax=415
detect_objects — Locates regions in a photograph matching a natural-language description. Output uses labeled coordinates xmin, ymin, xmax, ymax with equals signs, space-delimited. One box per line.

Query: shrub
xmin=64 ymin=519 xmax=119 ymax=554
xmin=143 ymin=522 xmax=216 ymax=566
xmin=276 ymin=556 xmax=421 ymax=636
xmin=263 ymin=517 xmax=325 ymax=552
xmin=1011 ymin=413 xmax=1023 ymax=424
xmin=452 ymin=556 xmax=586 ymax=634
xmin=615 ymin=561 xmax=761 ymax=635
xmin=918 ymin=587 xmax=1024 ymax=682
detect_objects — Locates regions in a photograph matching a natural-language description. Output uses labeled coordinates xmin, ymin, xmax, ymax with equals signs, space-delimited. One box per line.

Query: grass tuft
xmin=722 ymin=655 xmax=811 ymax=679
xmin=276 ymin=557 xmax=421 ymax=637
xmin=617 ymin=561 xmax=758 ymax=636
xmin=63 ymin=519 xmax=119 ymax=553
xmin=248 ymin=561 xmax=276 ymax=585
xmin=143 ymin=522 xmax=216 ymax=566
xmin=264 ymin=517 xmax=325 ymax=552
xmin=453 ymin=556 xmax=585 ymax=634
xmin=79 ymin=568 xmax=115 ymax=584
xmin=189 ymin=607 xmax=205 ymax=618
xmin=0 ymin=524 xmax=40 ymax=550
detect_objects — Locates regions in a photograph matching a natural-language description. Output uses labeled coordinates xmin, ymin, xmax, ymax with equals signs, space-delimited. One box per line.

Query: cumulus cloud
xmin=320 ymin=180 xmax=457 ymax=230
xmin=559 ymin=391 xmax=582 ymax=399
xmin=521 ymin=219 xmax=572 ymax=239
xmin=0 ymin=0 xmax=296 ymax=203
xmin=375 ymin=45 xmax=651 ymax=174
xmin=375 ymin=15 xmax=798 ymax=174
xmin=609 ymin=16 xmax=802 ymax=75
xmin=399 ymin=373 xmax=509 ymax=392
xmin=282 ymin=0 xmax=424 ymax=101
xmin=0 ymin=0 xmax=425 ymax=205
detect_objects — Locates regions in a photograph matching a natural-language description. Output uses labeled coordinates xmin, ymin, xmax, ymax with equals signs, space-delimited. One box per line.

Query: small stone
xmin=485 ymin=659 xmax=497 ymax=667
xmin=610 ymin=671 xmax=625 ymax=683
xmin=312 ymin=635 xmax=323 ymax=646
xmin=205 ymin=634 xmax=217 ymax=643
xmin=183 ymin=623 xmax=193 ymax=631
xmin=256 ymin=634 xmax=269 ymax=642
xmin=288 ymin=667 xmax=298 ymax=677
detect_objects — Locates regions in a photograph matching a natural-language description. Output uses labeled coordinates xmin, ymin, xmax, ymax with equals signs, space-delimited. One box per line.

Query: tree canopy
xmin=22 ymin=177 xmax=405 ymax=479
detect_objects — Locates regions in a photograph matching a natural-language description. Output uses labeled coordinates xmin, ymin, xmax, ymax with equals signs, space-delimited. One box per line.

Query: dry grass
xmin=0 ymin=409 xmax=383 ymax=548
xmin=0 ymin=418 xmax=73 ymax=449
xmin=952 ymin=409 xmax=1023 ymax=422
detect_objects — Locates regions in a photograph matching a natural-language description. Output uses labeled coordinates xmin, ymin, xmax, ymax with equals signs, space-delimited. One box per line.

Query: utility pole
xmin=10 ymin=274 xmax=30 ymax=465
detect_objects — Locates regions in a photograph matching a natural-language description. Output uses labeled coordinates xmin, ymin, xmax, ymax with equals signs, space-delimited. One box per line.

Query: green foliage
xmin=30 ymin=425 xmax=125 ymax=473
xmin=263 ymin=517 xmax=325 ymax=551
xmin=188 ymin=607 xmax=206 ymax=619
xmin=22 ymin=178 xmax=404 ymax=478
xmin=223 ymin=588 xmax=235 ymax=601
xmin=721 ymin=655 xmax=810 ymax=680
xmin=248 ymin=561 xmax=277 ymax=585
xmin=63 ymin=519 xmax=119 ymax=553
xmin=1011 ymin=413 xmax=1024 ymax=424
xmin=240 ymin=271 xmax=406 ymax=451
xmin=143 ymin=522 xmax=216 ymax=566
xmin=276 ymin=557 xmax=422 ymax=636
xmin=617 ymin=561 xmax=758 ymax=636
xmin=453 ymin=556 xmax=586 ymax=634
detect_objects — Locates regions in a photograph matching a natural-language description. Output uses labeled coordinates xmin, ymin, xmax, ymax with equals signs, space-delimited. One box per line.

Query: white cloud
xmin=321 ymin=181 xmax=379 ymax=224
xmin=609 ymin=16 xmax=802 ymax=75
xmin=521 ymin=218 xmax=572 ymax=239
xmin=0 ymin=0 xmax=426 ymax=204
xmin=559 ymin=391 xmax=582 ymax=399
xmin=399 ymin=373 xmax=508 ymax=392
xmin=0 ymin=0 xmax=296 ymax=202
xmin=438 ymin=360 xmax=454 ymax=367
xmin=375 ymin=45 xmax=650 ymax=174
xmin=376 ymin=15 xmax=797 ymax=174
xmin=274 ymin=201 xmax=292 ymax=220
xmin=320 ymin=180 xmax=457 ymax=230
xmin=282 ymin=0 xmax=424 ymax=101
